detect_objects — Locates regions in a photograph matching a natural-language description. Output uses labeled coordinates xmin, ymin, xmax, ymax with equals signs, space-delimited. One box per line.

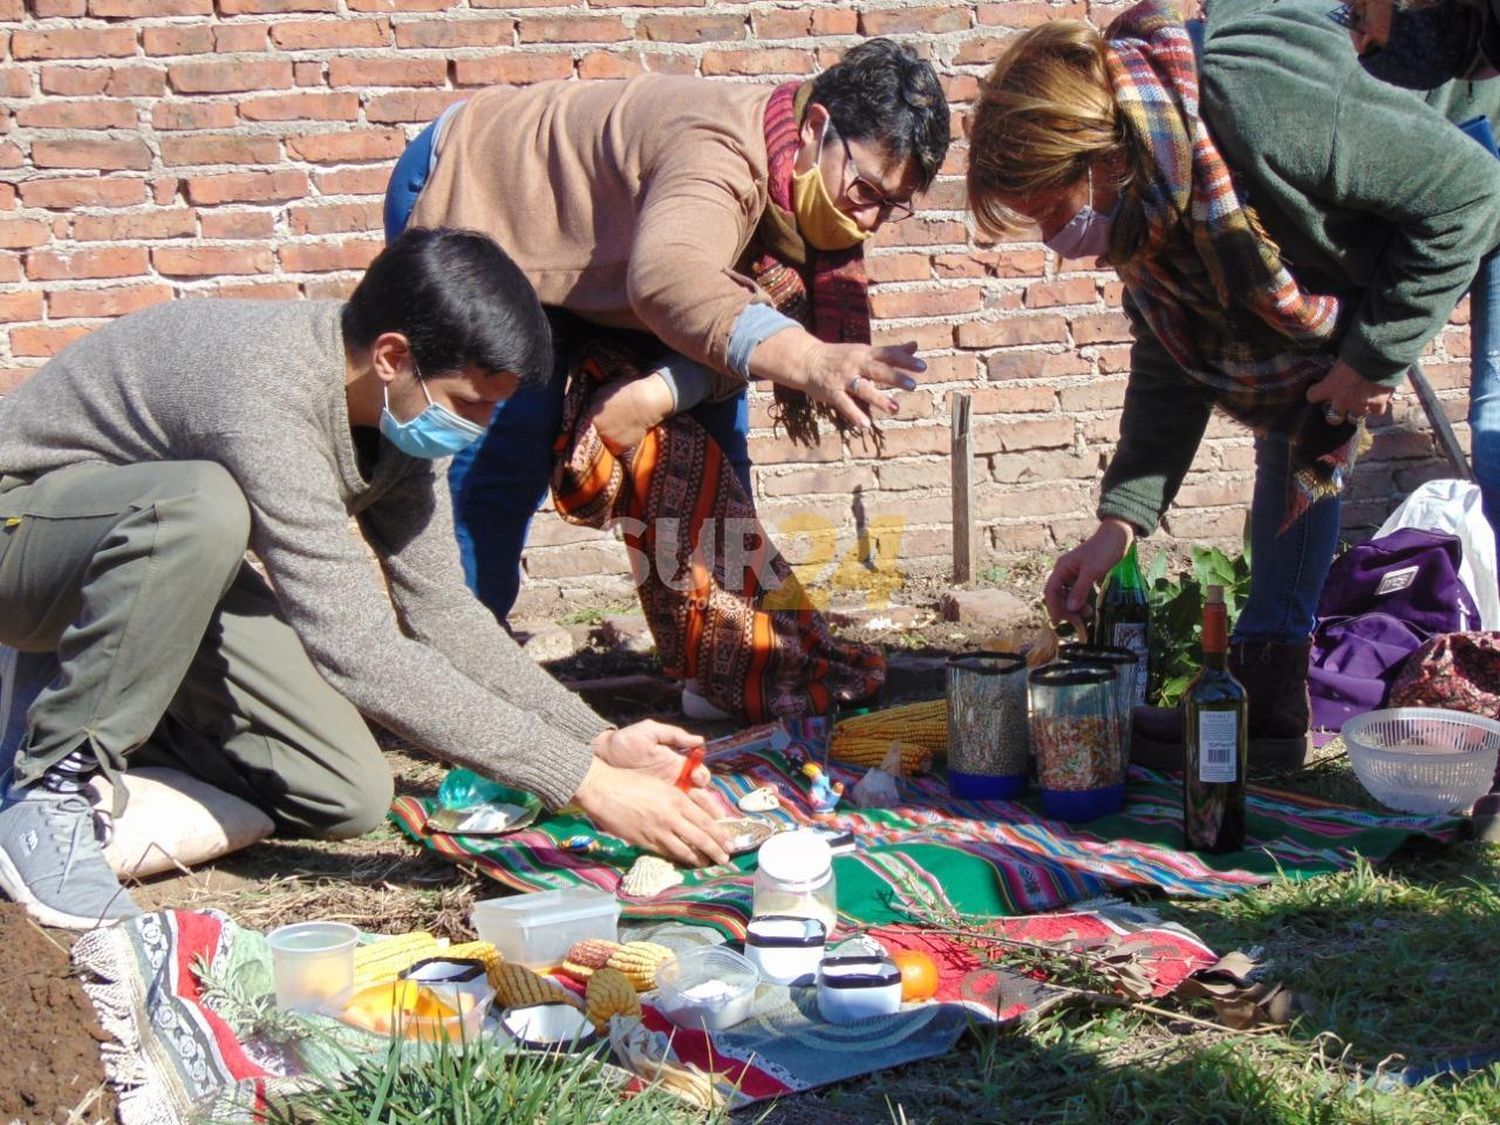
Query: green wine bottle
xmin=1092 ymin=542 xmax=1151 ymax=707
xmin=1183 ymin=585 xmax=1247 ymax=853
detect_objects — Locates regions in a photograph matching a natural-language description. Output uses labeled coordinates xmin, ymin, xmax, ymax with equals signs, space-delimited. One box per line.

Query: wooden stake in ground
xmin=951 ymin=390 xmax=975 ymax=585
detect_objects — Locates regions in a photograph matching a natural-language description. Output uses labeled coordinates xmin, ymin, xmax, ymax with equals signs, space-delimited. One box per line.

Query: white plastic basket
xmin=1341 ymin=708 xmax=1500 ymax=815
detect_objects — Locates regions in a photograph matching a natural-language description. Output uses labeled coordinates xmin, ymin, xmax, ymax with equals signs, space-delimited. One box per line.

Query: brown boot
xmin=1130 ymin=640 xmax=1313 ymax=774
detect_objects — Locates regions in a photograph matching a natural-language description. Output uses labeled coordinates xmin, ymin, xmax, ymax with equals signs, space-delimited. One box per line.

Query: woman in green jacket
xmin=966 ymin=0 xmax=1500 ymax=767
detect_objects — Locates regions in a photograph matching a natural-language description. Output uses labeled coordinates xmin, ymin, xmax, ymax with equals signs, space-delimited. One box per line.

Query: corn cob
xmin=559 ymin=938 xmax=622 ymax=983
xmin=352 ymin=931 xmax=442 ymax=989
xmin=828 ymin=699 xmax=946 ymax=774
xmin=585 ymin=967 xmax=641 ymax=1030
xmin=491 ymin=961 xmax=580 ymax=1010
xmin=606 ymin=941 xmax=676 ymax=992
xmin=441 ymin=940 xmax=499 ymax=966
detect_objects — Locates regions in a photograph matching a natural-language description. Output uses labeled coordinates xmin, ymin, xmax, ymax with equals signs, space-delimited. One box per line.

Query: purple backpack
xmin=1309 ymin=528 xmax=1479 ymax=730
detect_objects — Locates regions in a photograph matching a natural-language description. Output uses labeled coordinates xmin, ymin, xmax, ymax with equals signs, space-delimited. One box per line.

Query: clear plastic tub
xmin=653 ymin=946 xmax=759 ymax=1031
xmin=471 ymin=886 xmax=621 ymax=968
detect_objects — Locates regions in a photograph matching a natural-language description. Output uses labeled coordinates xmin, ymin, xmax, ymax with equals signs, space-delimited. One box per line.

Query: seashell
xmin=620 ymin=854 xmax=684 ymax=898
xmin=716 ymin=816 xmax=776 ymax=856
xmin=737 ymin=785 xmax=780 ymax=813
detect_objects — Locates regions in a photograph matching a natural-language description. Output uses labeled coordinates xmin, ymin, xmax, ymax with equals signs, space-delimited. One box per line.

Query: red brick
xmin=0 ymin=184 xmax=12 ymax=212
xmin=0 ymin=367 xmax=39 ymax=394
xmin=985 ymin=349 xmax=1091 ymax=381
xmin=455 ymin=53 xmax=571 ymax=86
xmin=202 ymin=279 xmax=301 ymax=300
xmin=748 ymin=432 xmax=844 ymax=464
xmin=393 ymin=19 xmax=508 ymax=48
xmin=956 ymin=315 xmax=1069 ymax=349
xmin=154 ymin=245 xmax=273 ymax=277
xmin=1025 ymin=277 xmax=1097 ymax=308
xmin=183 ymin=169 xmax=308 ymax=206
xmin=108 ymin=67 xmax=168 ymax=97
xmin=761 ymin=465 xmax=878 ymax=496
xmin=16 ymin=99 xmax=136 ymax=131
xmin=151 ymin=177 xmax=181 ymax=206
xmin=271 ymin=20 xmax=390 ymax=50
xmin=0 ymin=141 xmax=19 ymax=169
xmin=92 ymin=0 xmax=209 ymax=12
xmin=0 ymin=218 xmax=48 ymax=250
xmin=279 ymin=237 xmax=382 ymax=273
xmin=0 ymin=254 xmax=19 ymax=283
xmin=32 ymin=138 xmax=152 ymax=172
xmin=0 ymin=291 xmax=43 ymax=323
xmin=752 ymin=10 xmax=813 ymax=38
xmin=866 ymin=253 xmax=932 ymax=283
xmin=329 ymin=57 xmax=444 ymax=88
xmin=855 ymin=424 xmax=950 ymax=457
xmin=19 ymin=177 xmax=146 ymax=209
xmin=238 ymin=91 xmax=359 ymax=122
xmin=0 ymin=67 xmax=30 ymax=98
xmin=287 ymin=201 xmax=382 ymax=236
xmin=26 ymin=245 xmax=150 ymax=281
xmin=12 ymin=27 xmax=136 ymax=60
xmin=302 ymin=276 xmax=360 ymax=299
xmin=142 ymin=25 xmax=214 ymax=55
xmin=170 ymin=61 xmax=294 ymax=95
xmin=312 ymin=166 xmax=391 ymax=195
xmin=153 ymin=102 xmax=237 ymax=131
xmin=859 ymin=6 xmax=970 ymax=35
xmin=11 ymin=324 xmax=93 ymax=357
xmin=285 ymin=129 xmax=406 ymax=164
xmin=200 ymin=211 xmax=276 ymax=239
xmin=966 ymin=386 xmax=1056 ymax=414
xmin=1070 ymin=311 xmax=1131 ymax=345
xmin=30 ymin=0 xmax=85 ymax=14
xmin=294 ymin=61 xmax=323 ymax=85
xmin=161 ymin=134 xmax=281 ymax=167
xmin=942 ymin=74 xmax=981 ymax=104
xmin=46 ymin=283 xmax=174 ymax=319
xmin=871 ymin=321 xmax=951 ymax=351
xmin=519 ymin=17 xmax=630 ymax=43
xmin=973 ymin=417 xmax=1075 ymax=454
xmin=636 ymin=14 xmax=742 ymax=42
xmin=73 ymin=210 xmax=197 ymax=241
xmin=364 ymin=90 xmax=464 ymax=124
xmin=219 ymin=0 xmax=335 ymax=11
xmin=977 ymin=2 xmax=1088 ymax=29
xmin=641 ymin=52 xmax=696 ymax=74
xmin=578 ymin=51 xmax=642 ymax=79
xmin=1058 ymin=382 xmax=1126 ymax=413
xmin=871 ymin=217 xmax=968 ymax=249
xmin=869 ymin=287 xmax=982 ymax=320
xmin=213 ymin=25 xmax=268 ymax=53
xmin=348 ymin=0 xmax=451 ymax=9
xmin=38 ymin=66 xmax=107 ymax=96
xmin=701 ymin=48 xmax=814 ymax=76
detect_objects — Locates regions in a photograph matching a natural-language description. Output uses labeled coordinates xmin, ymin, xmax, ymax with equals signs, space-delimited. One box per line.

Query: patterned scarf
xmin=550 ymin=337 xmax=884 ymax=722
xmin=1106 ymin=0 xmax=1365 ymax=528
xmin=747 ymin=82 xmax=873 ymax=446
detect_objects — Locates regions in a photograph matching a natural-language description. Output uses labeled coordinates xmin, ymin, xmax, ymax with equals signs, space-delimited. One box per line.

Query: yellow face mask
xmin=791 ymin=159 xmax=871 ymax=252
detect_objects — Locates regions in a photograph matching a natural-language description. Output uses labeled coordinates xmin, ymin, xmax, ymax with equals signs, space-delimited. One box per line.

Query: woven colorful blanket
xmin=392 ymin=725 xmax=1461 ymax=941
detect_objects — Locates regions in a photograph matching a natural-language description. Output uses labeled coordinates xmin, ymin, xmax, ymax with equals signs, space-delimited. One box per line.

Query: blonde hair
xmin=967 ymin=21 xmax=1137 ymax=239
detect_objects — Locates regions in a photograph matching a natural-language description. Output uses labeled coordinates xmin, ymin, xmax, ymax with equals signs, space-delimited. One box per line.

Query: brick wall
xmin=0 ymin=1 xmax=1473 ymax=616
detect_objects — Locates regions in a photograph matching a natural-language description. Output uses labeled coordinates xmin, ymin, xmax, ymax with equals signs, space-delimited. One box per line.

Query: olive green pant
xmin=0 ymin=461 xmax=391 ymax=837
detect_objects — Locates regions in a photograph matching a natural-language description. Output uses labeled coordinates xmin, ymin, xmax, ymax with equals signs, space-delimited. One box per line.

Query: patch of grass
xmin=559 ymin=601 xmax=639 ymax=626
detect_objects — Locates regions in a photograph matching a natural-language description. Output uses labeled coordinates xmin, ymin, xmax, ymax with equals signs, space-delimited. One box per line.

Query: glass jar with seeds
xmin=1027 ymin=662 xmax=1125 ymax=822
xmin=946 ymin=652 xmax=1030 ymax=799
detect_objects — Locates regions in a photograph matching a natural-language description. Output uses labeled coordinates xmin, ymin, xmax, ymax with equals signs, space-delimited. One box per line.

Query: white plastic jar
xmin=752 ymin=830 xmax=837 ymax=935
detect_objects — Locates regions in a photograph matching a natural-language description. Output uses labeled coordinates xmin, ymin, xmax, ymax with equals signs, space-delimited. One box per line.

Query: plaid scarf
xmin=1106 ymin=0 xmax=1364 ymax=528
xmin=748 ymin=82 xmax=873 ymax=446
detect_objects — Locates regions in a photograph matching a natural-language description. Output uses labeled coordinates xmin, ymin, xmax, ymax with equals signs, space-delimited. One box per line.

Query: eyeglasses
xmin=831 ymin=130 xmax=916 ymax=222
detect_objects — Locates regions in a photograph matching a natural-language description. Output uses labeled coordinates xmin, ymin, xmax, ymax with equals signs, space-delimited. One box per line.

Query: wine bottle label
xmin=1197 ymin=711 xmax=1239 ymax=783
xmin=1110 ymin=623 xmax=1149 ymax=707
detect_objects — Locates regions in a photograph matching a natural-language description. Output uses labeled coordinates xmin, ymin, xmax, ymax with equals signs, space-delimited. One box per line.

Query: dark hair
xmin=341 ymin=227 xmax=552 ymax=389
xmin=810 ymin=37 xmax=951 ymax=191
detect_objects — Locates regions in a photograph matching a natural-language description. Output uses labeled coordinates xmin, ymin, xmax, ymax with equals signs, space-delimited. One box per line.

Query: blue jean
xmin=1232 ymin=434 xmax=1344 ymax=645
xmin=383 ymin=119 xmax=753 ymax=622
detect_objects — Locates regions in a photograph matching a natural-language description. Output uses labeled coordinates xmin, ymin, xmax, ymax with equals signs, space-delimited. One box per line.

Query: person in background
xmin=384 ymin=39 xmax=949 ymax=721
xmin=0 ymin=228 xmax=728 ymax=931
xmin=966 ymin=0 xmax=1500 ymax=769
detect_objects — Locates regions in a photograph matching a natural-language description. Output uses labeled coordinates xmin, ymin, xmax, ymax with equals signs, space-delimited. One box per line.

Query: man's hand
xmin=592 ymin=719 xmax=709 ymax=787
xmin=1305 ymin=359 xmax=1393 ymax=426
xmin=584 ymin=372 xmax=676 ymax=454
xmin=571 ymin=758 xmax=730 ymax=868
xmin=1043 ymin=518 xmax=1135 ymax=637
xmin=750 ymin=329 xmax=926 ymax=430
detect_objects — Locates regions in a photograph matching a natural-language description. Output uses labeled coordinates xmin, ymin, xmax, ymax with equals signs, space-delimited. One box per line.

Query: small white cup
xmin=266 ymin=921 xmax=358 ymax=1013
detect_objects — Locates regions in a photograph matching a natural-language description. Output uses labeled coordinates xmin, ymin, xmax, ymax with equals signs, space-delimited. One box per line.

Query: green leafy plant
xmin=1144 ymin=538 xmax=1251 ymax=708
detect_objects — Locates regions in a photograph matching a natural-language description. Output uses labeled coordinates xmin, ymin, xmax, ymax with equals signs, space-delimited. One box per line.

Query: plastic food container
xmin=1343 ymin=707 xmax=1500 ymax=814
xmin=266 ymin=921 xmax=358 ymax=1013
xmin=471 ymin=886 xmax=621 ymax=969
xmin=500 ymin=1001 xmax=599 ymax=1052
xmin=653 ymin=946 xmax=760 ymax=1031
xmin=752 ymin=830 xmax=838 ymax=935
xmin=340 ymin=968 xmax=494 ymax=1043
xmin=816 ymin=954 xmax=902 ymax=1024
xmin=744 ymin=915 xmax=826 ymax=986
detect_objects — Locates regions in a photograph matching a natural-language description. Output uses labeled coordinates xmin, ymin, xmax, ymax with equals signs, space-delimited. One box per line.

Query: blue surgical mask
xmin=1043 ymin=167 xmax=1119 ymax=260
xmin=379 ymin=374 xmax=485 ymax=459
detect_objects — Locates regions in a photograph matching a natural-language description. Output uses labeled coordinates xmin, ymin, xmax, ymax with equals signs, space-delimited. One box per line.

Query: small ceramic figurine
xmin=737 ymin=785 xmax=781 ymax=813
xmin=800 ymin=761 xmax=845 ymax=813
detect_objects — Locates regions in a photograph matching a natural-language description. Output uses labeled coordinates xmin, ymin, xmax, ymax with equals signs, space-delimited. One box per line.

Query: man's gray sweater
xmin=0 ymin=299 xmax=606 ymax=807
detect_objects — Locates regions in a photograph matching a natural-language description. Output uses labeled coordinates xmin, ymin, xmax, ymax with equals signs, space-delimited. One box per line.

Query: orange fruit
xmin=892 ymin=949 xmax=939 ymax=1002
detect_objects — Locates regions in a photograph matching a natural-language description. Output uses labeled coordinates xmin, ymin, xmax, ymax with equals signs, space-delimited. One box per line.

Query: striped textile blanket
xmin=391 ymin=725 xmax=1461 ymax=941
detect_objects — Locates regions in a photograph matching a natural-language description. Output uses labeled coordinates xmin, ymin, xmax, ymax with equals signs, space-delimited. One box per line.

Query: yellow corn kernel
xmin=828 ymin=699 xmax=946 ymax=774
xmin=491 ymin=961 xmax=578 ymax=1010
xmin=606 ymin=941 xmax=676 ymax=992
xmin=352 ymin=931 xmax=441 ymax=989
xmin=585 ymin=967 xmax=641 ymax=1030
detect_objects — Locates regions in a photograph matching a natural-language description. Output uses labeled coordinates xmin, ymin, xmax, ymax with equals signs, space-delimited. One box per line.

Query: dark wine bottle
xmin=1183 ymin=584 xmax=1247 ymax=852
xmin=1092 ymin=542 xmax=1151 ymax=707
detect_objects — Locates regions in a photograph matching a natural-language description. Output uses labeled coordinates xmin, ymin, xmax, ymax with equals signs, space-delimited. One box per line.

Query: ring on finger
xmin=846 ymin=375 xmax=863 ymax=396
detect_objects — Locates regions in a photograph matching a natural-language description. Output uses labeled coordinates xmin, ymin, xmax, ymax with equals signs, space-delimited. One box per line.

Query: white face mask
xmin=1043 ymin=167 xmax=1118 ymax=260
